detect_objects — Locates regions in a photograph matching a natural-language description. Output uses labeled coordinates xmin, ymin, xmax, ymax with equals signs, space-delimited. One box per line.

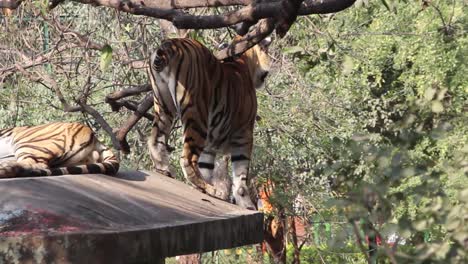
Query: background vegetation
xmin=1 ymin=0 xmax=466 ymax=263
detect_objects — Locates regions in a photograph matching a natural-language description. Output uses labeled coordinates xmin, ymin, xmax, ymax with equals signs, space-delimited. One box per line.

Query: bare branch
xmin=115 ymin=93 xmax=154 ymax=154
xmin=351 ymin=220 xmax=371 ymax=263
xmin=77 ymin=101 xmax=122 ymax=151
xmin=69 ymin=0 xmax=185 ymax=20
xmin=105 ymin=84 xmax=152 ymax=104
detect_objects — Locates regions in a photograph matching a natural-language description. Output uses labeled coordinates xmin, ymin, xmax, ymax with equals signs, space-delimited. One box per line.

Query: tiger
xmin=147 ymin=37 xmax=271 ymax=210
xmin=0 ymin=122 xmax=119 ymax=178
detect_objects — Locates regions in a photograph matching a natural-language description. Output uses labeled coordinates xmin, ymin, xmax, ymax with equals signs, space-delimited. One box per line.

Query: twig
xmin=351 ymin=220 xmax=371 ymax=263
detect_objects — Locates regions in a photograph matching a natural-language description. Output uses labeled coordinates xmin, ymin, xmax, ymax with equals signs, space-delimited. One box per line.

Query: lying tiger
xmin=148 ymin=37 xmax=271 ymax=209
xmin=0 ymin=122 xmax=119 ymax=178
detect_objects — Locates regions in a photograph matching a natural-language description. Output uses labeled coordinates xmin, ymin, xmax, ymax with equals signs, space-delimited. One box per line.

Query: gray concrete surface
xmin=0 ymin=170 xmax=263 ymax=264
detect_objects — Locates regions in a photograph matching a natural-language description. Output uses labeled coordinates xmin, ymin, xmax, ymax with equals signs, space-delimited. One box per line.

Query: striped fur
xmin=0 ymin=122 xmax=119 ymax=178
xmin=148 ymin=38 xmax=271 ymax=209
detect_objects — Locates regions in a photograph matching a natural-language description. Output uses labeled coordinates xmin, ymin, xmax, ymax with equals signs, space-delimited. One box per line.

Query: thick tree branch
xmin=276 ymin=0 xmax=304 ymax=38
xmin=299 ymin=0 xmax=356 ymax=15
xmin=0 ymin=0 xmax=22 ymax=8
xmin=3 ymin=0 xmax=355 ymax=21
xmin=2 ymin=0 xmax=356 ymax=59
xmin=172 ymin=2 xmax=279 ymax=29
xmin=105 ymin=84 xmax=152 ymax=111
xmin=215 ymin=18 xmax=275 ymax=59
xmin=68 ymin=0 xmax=185 ymax=20
xmin=140 ymin=0 xmax=251 ymax=9
xmin=173 ymin=0 xmax=357 ymax=30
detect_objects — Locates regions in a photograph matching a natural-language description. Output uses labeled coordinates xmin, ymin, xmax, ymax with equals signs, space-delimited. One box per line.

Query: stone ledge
xmin=0 ymin=170 xmax=263 ymax=263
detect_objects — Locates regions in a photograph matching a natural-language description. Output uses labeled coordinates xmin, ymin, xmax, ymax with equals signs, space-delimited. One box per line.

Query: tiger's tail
xmin=0 ymin=148 xmax=120 ymax=178
xmin=31 ymin=147 xmax=119 ymax=177
xmin=0 ymin=160 xmax=119 ymax=178
xmin=32 ymin=160 xmax=120 ymax=177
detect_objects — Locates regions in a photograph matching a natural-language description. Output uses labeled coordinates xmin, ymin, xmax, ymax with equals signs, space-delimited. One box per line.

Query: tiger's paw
xmin=204 ymin=184 xmax=228 ymax=201
xmin=154 ymin=168 xmax=174 ymax=178
xmin=0 ymin=162 xmax=20 ymax=178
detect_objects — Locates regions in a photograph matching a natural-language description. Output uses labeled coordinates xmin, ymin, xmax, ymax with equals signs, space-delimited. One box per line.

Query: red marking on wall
xmin=0 ymin=208 xmax=88 ymax=236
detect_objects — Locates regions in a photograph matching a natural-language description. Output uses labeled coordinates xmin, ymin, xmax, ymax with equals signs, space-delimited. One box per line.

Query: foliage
xmin=253 ymin=0 xmax=467 ymax=263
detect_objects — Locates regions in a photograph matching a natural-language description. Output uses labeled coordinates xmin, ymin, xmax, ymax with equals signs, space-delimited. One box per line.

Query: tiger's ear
xmin=259 ymin=37 xmax=272 ymax=50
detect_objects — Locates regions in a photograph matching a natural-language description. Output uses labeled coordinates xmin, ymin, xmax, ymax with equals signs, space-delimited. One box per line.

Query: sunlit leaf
xmin=342 ymin=55 xmax=354 ymax=75
xmin=283 ymin=46 xmax=304 ymax=55
xmin=413 ymin=219 xmax=428 ymax=231
xmin=431 ymin=100 xmax=444 ymax=113
xmin=100 ymin=44 xmax=113 ymax=72
xmin=424 ymin=88 xmax=436 ymax=101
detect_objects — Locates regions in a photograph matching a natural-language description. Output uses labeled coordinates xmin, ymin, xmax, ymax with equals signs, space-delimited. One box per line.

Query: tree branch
xmin=0 ymin=0 xmax=22 ymax=8
xmin=275 ymin=0 xmax=304 ymax=38
xmin=3 ymin=0 xmax=356 ymax=59
xmin=172 ymin=2 xmax=279 ymax=29
xmin=215 ymin=18 xmax=275 ymax=59
xmin=140 ymin=0 xmax=252 ymax=9
xmin=105 ymin=84 xmax=152 ymax=106
xmin=299 ymin=0 xmax=356 ymax=15
xmin=115 ymin=93 xmax=154 ymax=154
xmin=4 ymin=0 xmax=356 ymax=23
xmin=77 ymin=100 xmax=122 ymax=151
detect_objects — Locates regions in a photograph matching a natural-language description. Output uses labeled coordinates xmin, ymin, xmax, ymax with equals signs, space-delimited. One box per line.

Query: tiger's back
xmin=148 ymin=38 xmax=271 ymax=209
xmin=0 ymin=122 xmax=119 ymax=178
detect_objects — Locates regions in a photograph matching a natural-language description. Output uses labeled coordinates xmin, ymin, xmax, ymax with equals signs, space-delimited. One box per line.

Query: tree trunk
xmin=264 ymin=214 xmax=286 ymax=264
xmin=176 ymin=254 xmax=201 ymax=264
xmin=290 ymin=217 xmax=301 ymax=264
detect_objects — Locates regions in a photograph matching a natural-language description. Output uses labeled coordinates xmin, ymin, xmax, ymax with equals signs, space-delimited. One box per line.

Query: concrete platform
xmin=0 ymin=171 xmax=263 ymax=264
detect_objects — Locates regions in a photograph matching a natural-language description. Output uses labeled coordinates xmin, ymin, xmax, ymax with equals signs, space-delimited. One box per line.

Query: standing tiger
xmin=0 ymin=122 xmax=119 ymax=178
xmin=148 ymin=37 xmax=271 ymax=209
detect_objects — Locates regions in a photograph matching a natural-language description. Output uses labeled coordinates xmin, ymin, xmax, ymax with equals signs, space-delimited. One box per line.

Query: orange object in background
xmin=1 ymin=8 xmax=14 ymax=16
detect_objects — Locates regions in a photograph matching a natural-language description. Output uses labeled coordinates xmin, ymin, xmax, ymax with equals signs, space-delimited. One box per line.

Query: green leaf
xmin=40 ymin=0 xmax=49 ymax=16
xmin=413 ymin=219 xmax=428 ymax=231
xmin=342 ymin=55 xmax=354 ymax=75
xmin=424 ymin=88 xmax=436 ymax=101
xmin=283 ymin=46 xmax=304 ymax=55
xmin=459 ymin=189 xmax=468 ymax=202
xmin=445 ymin=217 xmax=460 ymax=231
xmin=100 ymin=45 xmax=113 ymax=72
xmin=431 ymin=101 xmax=444 ymax=113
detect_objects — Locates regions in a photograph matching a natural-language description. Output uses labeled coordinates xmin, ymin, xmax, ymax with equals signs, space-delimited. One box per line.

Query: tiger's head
xmin=246 ymin=37 xmax=272 ymax=89
xmin=219 ymin=37 xmax=272 ymax=89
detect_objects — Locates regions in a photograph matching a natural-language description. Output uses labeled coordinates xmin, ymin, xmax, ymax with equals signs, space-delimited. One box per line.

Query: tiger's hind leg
xmin=147 ymin=95 xmax=176 ymax=177
xmin=180 ymin=132 xmax=226 ymax=200
xmin=148 ymin=110 xmax=175 ymax=177
xmin=231 ymin=147 xmax=256 ymax=210
xmin=198 ymin=150 xmax=216 ymax=183
xmin=0 ymin=160 xmax=48 ymax=178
